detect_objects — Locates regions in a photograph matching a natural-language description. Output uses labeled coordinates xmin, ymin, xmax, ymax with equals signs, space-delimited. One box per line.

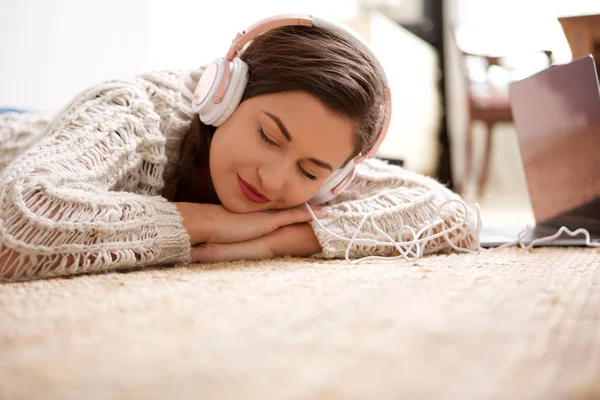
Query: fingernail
xmin=315 ymin=208 xmax=330 ymax=218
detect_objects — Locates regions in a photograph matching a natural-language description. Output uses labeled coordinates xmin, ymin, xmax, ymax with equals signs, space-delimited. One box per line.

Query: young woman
xmin=0 ymin=15 xmax=478 ymax=281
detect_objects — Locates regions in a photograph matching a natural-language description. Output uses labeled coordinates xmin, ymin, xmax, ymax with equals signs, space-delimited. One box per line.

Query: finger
xmin=264 ymin=224 xmax=323 ymax=258
xmin=272 ymin=205 xmax=324 ymax=227
xmin=307 ymin=204 xmax=328 ymax=217
xmin=190 ymin=241 xmax=273 ymax=263
xmin=262 ymin=204 xmax=314 ymax=214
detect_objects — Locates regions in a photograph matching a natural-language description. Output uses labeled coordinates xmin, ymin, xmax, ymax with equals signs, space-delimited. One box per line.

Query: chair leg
xmin=477 ymin=122 xmax=494 ymax=199
xmin=460 ymin=118 xmax=474 ymax=195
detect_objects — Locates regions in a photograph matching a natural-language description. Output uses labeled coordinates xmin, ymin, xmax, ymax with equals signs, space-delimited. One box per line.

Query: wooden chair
xmin=451 ymin=27 xmax=552 ymax=198
xmin=559 ymin=14 xmax=600 ymax=78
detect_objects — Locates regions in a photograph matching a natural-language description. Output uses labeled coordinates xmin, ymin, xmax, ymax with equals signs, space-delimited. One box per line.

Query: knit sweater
xmin=0 ymin=68 xmax=478 ymax=282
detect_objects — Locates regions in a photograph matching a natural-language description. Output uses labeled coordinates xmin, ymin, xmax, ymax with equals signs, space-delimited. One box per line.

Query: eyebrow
xmin=262 ymin=111 xmax=333 ymax=171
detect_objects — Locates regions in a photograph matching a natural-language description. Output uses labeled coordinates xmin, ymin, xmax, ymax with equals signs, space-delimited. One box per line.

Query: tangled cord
xmin=307 ymin=200 xmax=598 ymax=264
xmin=306 ymin=199 xmax=482 ymax=264
xmin=493 ymin=225 xmax=600 ymax=250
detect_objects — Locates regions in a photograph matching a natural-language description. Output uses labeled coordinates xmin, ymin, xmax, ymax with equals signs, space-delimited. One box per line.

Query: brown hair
xmin=163 ymin=25 xmax=386 ymax=201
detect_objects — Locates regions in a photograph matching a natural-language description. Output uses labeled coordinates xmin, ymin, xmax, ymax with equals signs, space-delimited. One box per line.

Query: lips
xmin=238 ymin=175 xmax=271 ymax=204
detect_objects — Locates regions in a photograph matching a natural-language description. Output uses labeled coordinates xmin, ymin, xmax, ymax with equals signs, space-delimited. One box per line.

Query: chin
xmin=223 ymin=200 xmax=251 ymax=213
xmin=216 ymin=191 xmax=245 ymax=213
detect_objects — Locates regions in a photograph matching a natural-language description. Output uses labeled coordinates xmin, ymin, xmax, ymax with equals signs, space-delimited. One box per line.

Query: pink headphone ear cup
xmin=309 ymin=160 xmax=356 ymax=205
xmin=193 ymin=59 xmax=224 ymax=124
xmin=211 ymin=58 xmax=248 ymax=127
xmin=194 ymin=58 xmax=248 ymax=127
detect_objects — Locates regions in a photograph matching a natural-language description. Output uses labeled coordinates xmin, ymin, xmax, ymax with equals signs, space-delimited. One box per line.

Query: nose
xmin=257 ymin=160 xmax=293 ymax=195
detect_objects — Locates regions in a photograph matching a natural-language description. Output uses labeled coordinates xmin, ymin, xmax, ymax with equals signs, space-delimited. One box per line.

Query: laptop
xmin=480 ymin=55 xmax=600 ymax=247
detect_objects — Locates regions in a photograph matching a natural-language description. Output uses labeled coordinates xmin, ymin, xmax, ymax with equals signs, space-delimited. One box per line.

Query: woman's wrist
xmin=173 ymin=202 xmax=211 ymax=245
xmin=266 ymin=223 xmax=322 ymax=257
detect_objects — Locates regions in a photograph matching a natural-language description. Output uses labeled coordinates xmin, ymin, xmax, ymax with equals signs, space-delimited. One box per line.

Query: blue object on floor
xmin=0 ymin=107 xmax=28 ymax=114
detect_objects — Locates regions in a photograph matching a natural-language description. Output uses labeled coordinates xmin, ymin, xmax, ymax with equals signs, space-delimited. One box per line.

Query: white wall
xmin=0 ymin=0 xmax=152 ymax=112
xmin=144 ymin=0 xmax=362 ymax=70
xmin=0 ymin=0 xmax=360 ymax=113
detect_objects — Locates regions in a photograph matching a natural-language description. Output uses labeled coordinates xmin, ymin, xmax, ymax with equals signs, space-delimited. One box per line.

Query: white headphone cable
xmin=305 ymin=198 xmax=482 ymax=264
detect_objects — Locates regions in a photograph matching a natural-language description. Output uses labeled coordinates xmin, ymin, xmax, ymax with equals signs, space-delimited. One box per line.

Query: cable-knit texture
xmin=0 ymin=69 xmax=201 ymax=282
xmin=0 ymin=67 xmax=476 ymax=282
xmin=310 ymin=158 xmax=478 ymax=259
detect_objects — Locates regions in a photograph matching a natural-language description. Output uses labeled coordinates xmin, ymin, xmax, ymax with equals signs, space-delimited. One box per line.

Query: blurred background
xmin=1 ymin=0 xmax=599 ymax=228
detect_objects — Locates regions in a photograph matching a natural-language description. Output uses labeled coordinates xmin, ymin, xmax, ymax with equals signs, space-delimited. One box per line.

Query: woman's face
xmin=209 ymin=91 xmax=356 ymax=213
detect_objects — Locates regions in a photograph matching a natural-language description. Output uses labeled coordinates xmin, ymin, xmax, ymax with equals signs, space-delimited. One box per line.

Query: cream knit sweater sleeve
xmin=0 ymin=76 xmax=193 ymax=282
xmin=310 ymin=158 xmax=479 ymax=259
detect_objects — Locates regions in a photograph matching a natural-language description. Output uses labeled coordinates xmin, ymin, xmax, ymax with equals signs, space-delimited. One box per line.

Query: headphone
xmin=191 ymin=14 xmax=392 ymax=205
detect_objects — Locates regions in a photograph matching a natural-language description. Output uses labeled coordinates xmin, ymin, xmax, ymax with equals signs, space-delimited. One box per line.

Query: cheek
xmin=285 ymin=179 xmax=323 ymax=205
xmin=213 ymin=126 xmax=257 ymax=160
xmin=209 ymin=128 xmax=260 ymax=187
xmin=208 ymin=132 xmax=236 ymax=193
xmin=210 ymin=128 xmax=238 ymax=167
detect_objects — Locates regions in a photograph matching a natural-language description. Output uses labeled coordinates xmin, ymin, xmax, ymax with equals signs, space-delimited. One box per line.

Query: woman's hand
xmin=189 ymin=222 xmax=322 ymax=263
xmin=174 ymin=202 xmax=323 ymax=246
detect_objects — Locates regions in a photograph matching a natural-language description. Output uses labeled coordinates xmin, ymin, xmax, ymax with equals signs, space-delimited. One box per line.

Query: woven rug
xmin=1 ymin=248 xmax=599 ymax=400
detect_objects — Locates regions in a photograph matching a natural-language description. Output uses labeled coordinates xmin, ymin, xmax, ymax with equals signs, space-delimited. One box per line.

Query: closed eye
xmin=258 ymin=128 xmax=278 ymax=147
xmin=298 ymin=165 xmax=317 ymax=181
xmin=258 ymin=128 xmax=318 ymax=181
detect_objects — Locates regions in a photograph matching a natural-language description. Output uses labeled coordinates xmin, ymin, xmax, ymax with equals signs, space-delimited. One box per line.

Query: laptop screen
xmin=509 ymin=55 xmax=600 ymax=224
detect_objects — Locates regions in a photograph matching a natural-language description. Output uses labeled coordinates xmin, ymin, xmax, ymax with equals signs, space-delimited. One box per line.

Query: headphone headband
xmin=213 ymin=14 xmax=392 ymax=161
xmin=192 ymin=14 xmax=393 ymax=204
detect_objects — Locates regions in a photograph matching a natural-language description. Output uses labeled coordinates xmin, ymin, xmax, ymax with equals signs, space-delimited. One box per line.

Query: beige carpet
xmin=1 ymin=248 xmax=599 ymax=400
